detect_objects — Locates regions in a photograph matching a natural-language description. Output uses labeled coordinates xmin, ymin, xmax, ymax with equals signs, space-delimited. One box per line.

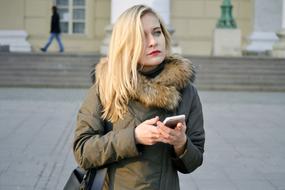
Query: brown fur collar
xmin=94 ymin=55 xmax=195 ymax=110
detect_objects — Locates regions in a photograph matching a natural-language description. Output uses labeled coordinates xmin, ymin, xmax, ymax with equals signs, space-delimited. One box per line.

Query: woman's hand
xmin=156 ymin=121 xmax=187 ymax=156
xmin=135 ymin=116 xmax=160 ymax=145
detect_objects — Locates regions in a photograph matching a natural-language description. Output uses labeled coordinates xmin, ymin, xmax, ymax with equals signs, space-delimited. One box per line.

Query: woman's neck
xmin=140 ymin=65 xmax=159 ymax=72
xmin=139 ymin=61 xmax=165 ymax=78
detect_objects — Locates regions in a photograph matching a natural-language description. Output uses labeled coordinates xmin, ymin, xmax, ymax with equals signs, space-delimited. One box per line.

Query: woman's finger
xmin=144 ymin=116 xmax=159 ymax=125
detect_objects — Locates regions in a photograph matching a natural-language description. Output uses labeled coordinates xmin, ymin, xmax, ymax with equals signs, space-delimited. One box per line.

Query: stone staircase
xmin=190 ymin=56 xmax=285 ymax=91
xmin=0 ymin=52 xmax=285 ymax=91
xmin=0 ymin=52 xmax=99 ymax=88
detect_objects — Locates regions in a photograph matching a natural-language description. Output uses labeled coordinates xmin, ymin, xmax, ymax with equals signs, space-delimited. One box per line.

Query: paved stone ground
xmin=0 ymin=88 xmax=284 ymax=190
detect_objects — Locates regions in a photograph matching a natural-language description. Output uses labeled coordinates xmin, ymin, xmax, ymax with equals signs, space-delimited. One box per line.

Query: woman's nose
xmin=148 ymin=35 xmax=157 ymax=47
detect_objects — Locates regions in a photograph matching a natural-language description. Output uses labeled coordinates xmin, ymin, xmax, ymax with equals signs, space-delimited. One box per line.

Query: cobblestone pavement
xmin=0 ymin=88 xmax=284 ymax=190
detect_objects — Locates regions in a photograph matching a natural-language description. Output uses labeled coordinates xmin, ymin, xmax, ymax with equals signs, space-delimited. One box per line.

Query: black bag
xmin=64 ymin=121 xmax=112 ymax=190
xmin=63 ymin=167 xmax=107 ymax=190
xmin=63 ymin=167 xmax=85 ymax=190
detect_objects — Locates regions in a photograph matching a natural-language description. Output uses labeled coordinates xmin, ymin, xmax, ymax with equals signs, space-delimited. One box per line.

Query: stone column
xmin=245 ymin=0 xmax=282 ymax=55
xmin=111 ymin=0 xmax=170 ymax=25
xmin=100 ymin=0 xmax=181 ymax=55
xmin=272 ymin=0 xmax=285 ymax=57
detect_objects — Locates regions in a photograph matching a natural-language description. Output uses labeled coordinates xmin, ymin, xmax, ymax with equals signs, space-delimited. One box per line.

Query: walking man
xmin=41 ymin=6 xmax=64 ymax=53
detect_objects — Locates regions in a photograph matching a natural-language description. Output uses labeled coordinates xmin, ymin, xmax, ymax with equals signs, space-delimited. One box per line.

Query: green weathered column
xmin=216 ymin=0 xmax=237 ymax=28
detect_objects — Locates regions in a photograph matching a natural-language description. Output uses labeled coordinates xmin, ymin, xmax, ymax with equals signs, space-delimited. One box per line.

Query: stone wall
xmin=0 ymin=0 xmax=252 ymax=55
xmin=171 ymin=0 xmax=253 ymax=55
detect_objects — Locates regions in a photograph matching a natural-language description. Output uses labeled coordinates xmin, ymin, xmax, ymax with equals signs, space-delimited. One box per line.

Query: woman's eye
xmin=153 ymin=30 xmax=161 ymax=36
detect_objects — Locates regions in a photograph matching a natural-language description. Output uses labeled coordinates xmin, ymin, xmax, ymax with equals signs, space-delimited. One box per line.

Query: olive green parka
xmin=73 ymin=55 xmax=205 ymax=190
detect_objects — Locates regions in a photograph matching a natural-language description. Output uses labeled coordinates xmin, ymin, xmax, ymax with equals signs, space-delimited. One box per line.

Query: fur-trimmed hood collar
xmin=94 ymin=55 xmax=195 ymax=110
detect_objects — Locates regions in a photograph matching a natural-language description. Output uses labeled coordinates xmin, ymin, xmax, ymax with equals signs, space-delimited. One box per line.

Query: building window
xmin=56 ymin=0 xmax=86 ymax=34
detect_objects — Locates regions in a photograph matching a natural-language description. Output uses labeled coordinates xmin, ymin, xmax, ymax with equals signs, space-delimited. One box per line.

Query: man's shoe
xmin=40 ymin=48 xmax=46 ymax=52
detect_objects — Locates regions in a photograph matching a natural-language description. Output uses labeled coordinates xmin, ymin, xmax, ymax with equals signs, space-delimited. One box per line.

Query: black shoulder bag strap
xmin=90 ymin=120 xmax=112 ymax=190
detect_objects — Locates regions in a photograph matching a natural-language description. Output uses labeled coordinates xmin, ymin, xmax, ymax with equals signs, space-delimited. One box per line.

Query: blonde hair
xmin=97 ymin=4 xmax=171 ymax=122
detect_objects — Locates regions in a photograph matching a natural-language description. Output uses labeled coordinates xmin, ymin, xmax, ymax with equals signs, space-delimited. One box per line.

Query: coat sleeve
xmin=73 ymin=84 xmax=140 ymax=170
xmin=171 ymin=84 xmax=205 ymax=173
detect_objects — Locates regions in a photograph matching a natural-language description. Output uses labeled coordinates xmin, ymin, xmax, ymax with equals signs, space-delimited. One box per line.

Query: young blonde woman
xmin=73 ymin=5 xmax=205 ymax=190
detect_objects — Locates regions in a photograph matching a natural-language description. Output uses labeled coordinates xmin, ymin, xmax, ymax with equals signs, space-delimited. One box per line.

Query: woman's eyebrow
xmin=152 ymin=26 xmax=162 ymax=31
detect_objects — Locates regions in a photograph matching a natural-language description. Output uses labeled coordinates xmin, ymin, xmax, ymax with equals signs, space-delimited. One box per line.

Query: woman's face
xmin=138 ymin=12 xmax=166 ymax=71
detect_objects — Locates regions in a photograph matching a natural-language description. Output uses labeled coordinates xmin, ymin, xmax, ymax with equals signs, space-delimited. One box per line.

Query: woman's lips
xmin=148 ymin=50 xmax=161 ymax=56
